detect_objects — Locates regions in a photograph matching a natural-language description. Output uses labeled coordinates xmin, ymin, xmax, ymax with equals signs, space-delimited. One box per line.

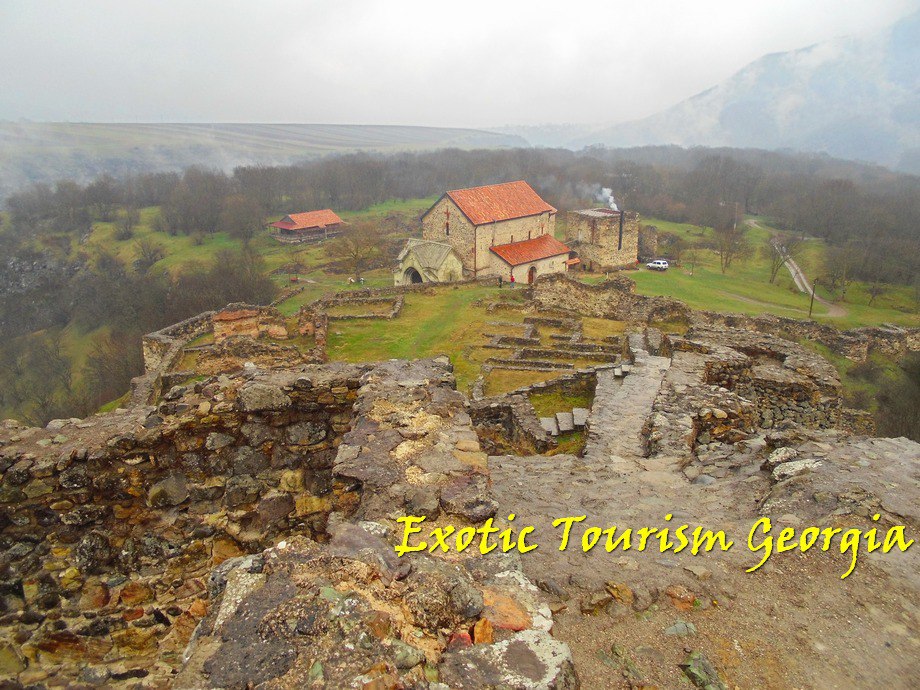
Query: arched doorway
xmin=404 ymin=267 xmax=423 ymax=284
xmin=527 ymin=266 xmax=537 ymax=284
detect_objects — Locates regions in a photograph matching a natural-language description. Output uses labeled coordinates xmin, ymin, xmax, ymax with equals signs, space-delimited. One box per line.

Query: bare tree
xmin=765 ymin=233 xmax=802 ymax=284
xmin=326 ymin=222 xmax=382 ymax=280
xmin=684 ymin=248 xmax=703 ymax=276
xmin=658 ymin=232 xmax=688 ymax=266
xmin=822 ymin=241 xmax=861 ymax=302
xmin=713 ymin=223 xmax=752 ymax=273
xmin=114 ymin=206 xmax=140 ymax=240
xmin=134 ymin=237 xmax=166 ymax=272
xmin=219 ymin=193 xmax=264 ymax=245
xmin=867 ymin=281 xmax=887 ymax=306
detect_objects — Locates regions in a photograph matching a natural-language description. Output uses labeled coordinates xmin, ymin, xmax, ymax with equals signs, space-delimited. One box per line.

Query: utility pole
xmin=808 ymin=279 xmax=818 ymax=319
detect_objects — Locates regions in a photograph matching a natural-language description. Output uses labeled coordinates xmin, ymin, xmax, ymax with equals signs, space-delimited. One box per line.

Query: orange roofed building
xmin=268 ymin=209 xmax=344 ymax=243
xmin=419 ymin=180 xmax=572 ymax=283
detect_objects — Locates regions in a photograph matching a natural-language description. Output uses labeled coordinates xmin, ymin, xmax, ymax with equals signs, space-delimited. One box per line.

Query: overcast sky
xmin=0 ymin=0 xmax=917 ymax=128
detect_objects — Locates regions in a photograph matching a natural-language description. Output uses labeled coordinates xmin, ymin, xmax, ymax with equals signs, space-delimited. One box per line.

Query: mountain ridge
xmin=566 ymin=10 xmax=920 ymax=173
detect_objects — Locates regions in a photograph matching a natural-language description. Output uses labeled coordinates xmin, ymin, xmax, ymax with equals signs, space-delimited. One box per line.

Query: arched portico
xmin=404 ymin=267 xmax=423 ymax=284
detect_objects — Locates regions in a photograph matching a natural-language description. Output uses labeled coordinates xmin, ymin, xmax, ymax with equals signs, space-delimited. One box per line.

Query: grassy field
xmin=325 ymin=285 xmax=523 ymax=393
xmin=321 ymin=283 xmax=628 ymax=397
xmin=629 ymin=217 xmax=919 ymax=328
xmin=71 ymin=196 xmax=436 ymax=278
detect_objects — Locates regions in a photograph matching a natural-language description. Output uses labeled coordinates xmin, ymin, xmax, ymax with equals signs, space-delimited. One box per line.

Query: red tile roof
xmin=440 ymin=181 xmax=556 ymax=225
xmin=490 ymin=234 xmax=571 ymax=267
xmin=269 ymin=209 xmax=343 ymax=231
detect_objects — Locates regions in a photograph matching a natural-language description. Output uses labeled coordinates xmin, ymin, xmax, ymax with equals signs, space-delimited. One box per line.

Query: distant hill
xmin=0 ymin=122 xmax=528 ymax=202
xmin=567 ymin=11 xmax=920 ymax=174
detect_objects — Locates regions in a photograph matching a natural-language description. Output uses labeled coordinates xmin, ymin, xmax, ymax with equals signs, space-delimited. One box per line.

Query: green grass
xmin=483 ymin=369 xmax=561 ymax=397
xmin=797 ymin=340 xmax=904 ymax=414
xmin=337 ymin=196 xmax=438 ymax=222
xmin=549 ymin=430 xmax=586 ymax=456
xmin=326 ymin=300 xmax=397 ymax=317
xmin=529 ymin=389 xmax=594 ymax=417
xmin=98 ymin=391 xmax=131 ymax=413
xmin=623 ymin=216 xmax=919 ymax=328
xmin=581 ymin=317 xmax=627 ymax=341
xmin=326 ymin=284 xmax=523 ymax=392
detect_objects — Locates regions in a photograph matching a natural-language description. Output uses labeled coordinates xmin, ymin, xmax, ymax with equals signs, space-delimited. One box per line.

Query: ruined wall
xmin=314 ymin=294 xmax=404 ymax=321
xmin=141 ymin=312 xmax=214 ymax=372
xmin=0 ymin=359 xmax=575 ymax=688
xmin=212 ymin=304 xmax=287 ymax=342
xmin=566 ymin=210 xmax=640 ymax=270
xmin=638 ymin=224 xmax=659 ymax=260
xmin=0 ymin=364 xmax=364 ymax=684
xmin=533 ymin=274 xmax=919 ymax=365
xmin=695 ymin=311 xmax=920 ymax=363
xmin=469 ymin=395 xmax=552 ymax=455
xmin=673 ymin=326 xmax=844 ymax=431
xmin=134 ymin=312 xmax=216 ymax=407
xmin=531 ymin=273 xmax=690 ymax=324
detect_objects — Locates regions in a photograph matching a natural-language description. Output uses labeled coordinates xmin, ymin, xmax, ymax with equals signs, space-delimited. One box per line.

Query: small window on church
xmin=445 ymin=221 xmax=450 ymax=236
xmin=528 ymin=231 xmax=531 ymax=239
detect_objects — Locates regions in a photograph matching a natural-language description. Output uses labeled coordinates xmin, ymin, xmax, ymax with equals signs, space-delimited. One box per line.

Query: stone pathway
xmin=582 ymin=337 xmax=671 ymax=473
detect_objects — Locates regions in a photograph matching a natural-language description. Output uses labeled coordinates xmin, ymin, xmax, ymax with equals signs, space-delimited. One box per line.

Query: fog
xmin=0 ymin=0 xmax=917 ymax=128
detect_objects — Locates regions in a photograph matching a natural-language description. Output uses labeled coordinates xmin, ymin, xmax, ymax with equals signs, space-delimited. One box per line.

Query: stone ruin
xmin=0 ymin=360 xmax=576 ymax=688
xmin=1 ymin=273 xmax=919 ymax=688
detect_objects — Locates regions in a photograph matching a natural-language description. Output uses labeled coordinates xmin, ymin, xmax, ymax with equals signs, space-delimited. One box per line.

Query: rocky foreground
xmin=0 ymin=323 xmax=918 ymax=689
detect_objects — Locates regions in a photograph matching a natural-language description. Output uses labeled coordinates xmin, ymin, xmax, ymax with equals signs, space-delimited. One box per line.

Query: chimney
xmin=618 ymin=210 xmax=624 ymax=250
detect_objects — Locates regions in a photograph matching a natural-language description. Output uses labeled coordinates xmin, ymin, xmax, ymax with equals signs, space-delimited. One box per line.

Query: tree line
xmin=0 ymin=248 xmax=275 ymax=425
xmin=6 ymin=145 xmax=917 ymax=285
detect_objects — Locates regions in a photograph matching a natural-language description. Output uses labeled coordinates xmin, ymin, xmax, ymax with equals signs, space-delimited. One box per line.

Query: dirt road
xmin=749 ymin=219 xmax=848 ymax=318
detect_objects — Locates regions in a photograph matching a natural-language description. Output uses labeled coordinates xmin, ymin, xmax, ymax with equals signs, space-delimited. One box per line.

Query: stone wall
xmin=469 ymin=395 xmax=552 ymax=456
xmin=471 ymin=369 xmax=599 ymax=455
xmin=533 ymin=274 xmax=919 ymax=366
xmin=532 ymin=273 xmax=691 ymax=324
xmin=673 ymin=325 xmax=844 ymax=431
xmin=638 ymin=224 xmax=659 ymax=260
xmin=422 ymin=196 xmax=476 ymax=273
xmin=0 ymin=364 xmax=363 ymax=684
xmin=141 ymin=312 xmax=214 ymax=373
xmin=694 ymin=311 xmax=920 ymax=364
xmin=315 ymin=294 xmax=404 ymax=321
xmin=134 ymin=312 xmax=215 ymax=407
xmin=0 ymin=359 xmax=575 ymax=688
xmin=212 ymin=304 xmax=288 ymax=342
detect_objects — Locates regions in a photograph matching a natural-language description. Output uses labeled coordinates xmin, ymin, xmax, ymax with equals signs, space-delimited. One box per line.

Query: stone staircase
xmin=540 ymin=407 xmax=591 ymax=436
xmin=538 ymin=364 xmax=632 ymax=436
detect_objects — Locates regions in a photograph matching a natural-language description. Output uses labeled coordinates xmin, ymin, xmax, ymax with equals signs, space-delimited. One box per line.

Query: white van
xmin=646 ymin=259 xmax=670 ymax=271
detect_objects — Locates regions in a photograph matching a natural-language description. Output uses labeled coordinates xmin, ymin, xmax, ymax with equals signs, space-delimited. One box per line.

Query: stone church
xmin=413 ymin=180 xmax=574 ymax=284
